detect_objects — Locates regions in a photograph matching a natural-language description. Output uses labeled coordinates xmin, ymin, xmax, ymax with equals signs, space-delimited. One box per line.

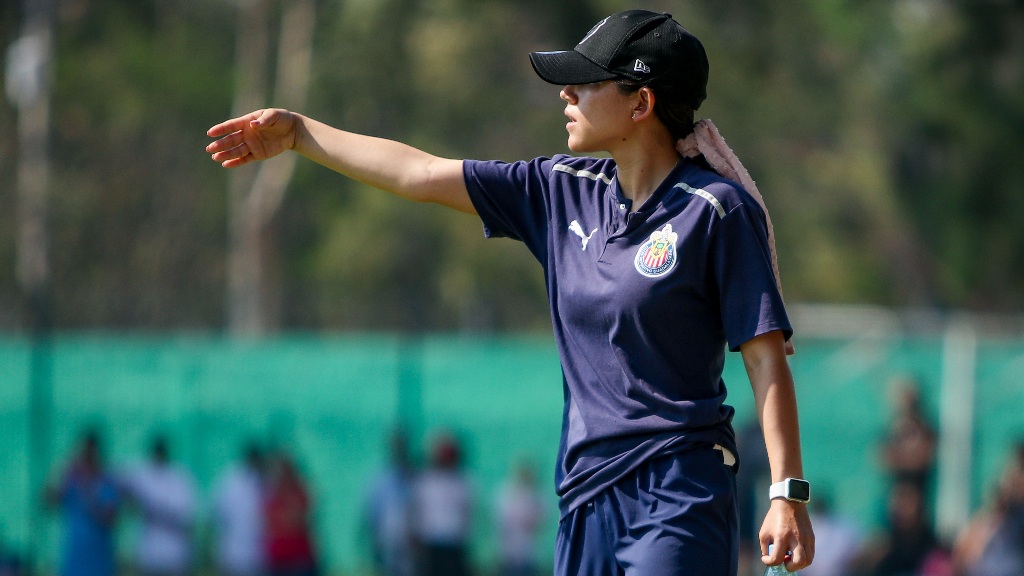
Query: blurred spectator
xmin=494 ymin=459 xmax=546 ymax=576
xmin=856 ymin=479 xmax=950 ymax=576
xmin=363 ymin=429 xmax=417 ymax=576
xmin=121 ymin=435 xmax=199 ymax=576
xmin=413 ymin=432 xmax=473 ymax=576
xmin=44 ymin=429 xmax=120 ymax=576
xmin=263 ymin=451 xmax=319 ymax=576
xmin=802 ymin=490 xmax=864 ymax=576
xmin=952 ymin=442 xmax=1024 ymax=576
xmin=212 ymin=442 xmax=267 ymax=576
xmin=880 ymin=377 xmax=938 ymax=493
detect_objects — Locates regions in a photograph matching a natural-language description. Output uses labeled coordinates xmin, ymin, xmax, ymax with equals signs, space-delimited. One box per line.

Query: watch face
xmin=789 ymin=479 xmax=811 ymax=501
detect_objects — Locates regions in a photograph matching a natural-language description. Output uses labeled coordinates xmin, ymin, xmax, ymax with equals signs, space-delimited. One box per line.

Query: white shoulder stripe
xmin=675 ymin=182 xmax=726 ymax=219
xmin=553 ymin=163 xmax=614 ymax=186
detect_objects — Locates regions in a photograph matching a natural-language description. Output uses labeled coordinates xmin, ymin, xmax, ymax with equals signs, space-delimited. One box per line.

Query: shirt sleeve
xmin=463 ymin=157 xmax=556 ymax=262
xmin=710 ymin=194 xmax=793 ymax=351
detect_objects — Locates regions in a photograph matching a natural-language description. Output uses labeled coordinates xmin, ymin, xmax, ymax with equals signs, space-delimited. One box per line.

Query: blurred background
xmin=1 ymin=1 xmax=1023 ymax=576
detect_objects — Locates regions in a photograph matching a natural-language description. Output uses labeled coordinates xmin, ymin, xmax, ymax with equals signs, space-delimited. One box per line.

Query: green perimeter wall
xmin=1 ymin=333 xmax=1023 ymax=574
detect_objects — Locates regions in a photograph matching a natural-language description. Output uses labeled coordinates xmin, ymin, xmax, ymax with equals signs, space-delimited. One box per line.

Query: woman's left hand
xmin=759 ymin=499 xmax=815 ymax=571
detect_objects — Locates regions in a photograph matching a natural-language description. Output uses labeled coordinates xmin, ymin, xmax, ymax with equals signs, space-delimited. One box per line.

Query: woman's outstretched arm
xmin=206 ymin=108 xmax=475 ymax=214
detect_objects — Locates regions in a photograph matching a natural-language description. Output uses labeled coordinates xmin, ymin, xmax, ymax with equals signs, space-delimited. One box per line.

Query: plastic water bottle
xmin=764 ymin=563 xmax=794 ymax=576
xmin=763 ymin=544 xmax=797 ymax=575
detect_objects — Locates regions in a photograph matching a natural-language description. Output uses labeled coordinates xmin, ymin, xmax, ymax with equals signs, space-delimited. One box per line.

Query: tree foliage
xmin=1 ymin=0 xmax=1022 ymax=332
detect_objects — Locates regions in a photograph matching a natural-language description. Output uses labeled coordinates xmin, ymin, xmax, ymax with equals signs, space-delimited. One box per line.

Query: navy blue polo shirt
xmin=463 ymin=154 xmax=792 ymax=517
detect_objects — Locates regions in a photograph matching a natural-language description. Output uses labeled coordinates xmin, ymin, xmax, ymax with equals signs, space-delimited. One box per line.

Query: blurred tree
xmin=44 ymin=0 xmax=233 ymax=328
xmin=0 ymin=0 xmax=1022 ymax=332
xmin=889 ymin=0 xmax=1024 ymax=310
xmin=225 ymin=0 xmax=315 ymax=336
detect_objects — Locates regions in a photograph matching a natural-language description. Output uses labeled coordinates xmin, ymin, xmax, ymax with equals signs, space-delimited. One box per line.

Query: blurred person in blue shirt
xmin=45 ymin=429 xmax=120 ymax=576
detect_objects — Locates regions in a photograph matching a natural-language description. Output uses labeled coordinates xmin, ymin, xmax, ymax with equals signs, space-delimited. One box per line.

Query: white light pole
xmin=6 ymin=0 xmax=56 ymax=570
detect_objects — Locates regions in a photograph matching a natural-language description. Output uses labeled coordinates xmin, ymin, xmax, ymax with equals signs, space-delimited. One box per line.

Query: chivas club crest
xmin=634 ymin=223 xmax=679 ymax=277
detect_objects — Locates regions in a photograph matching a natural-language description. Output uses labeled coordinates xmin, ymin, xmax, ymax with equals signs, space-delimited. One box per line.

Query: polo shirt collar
xmin=611 ymin=157 xmax=694 ymax=215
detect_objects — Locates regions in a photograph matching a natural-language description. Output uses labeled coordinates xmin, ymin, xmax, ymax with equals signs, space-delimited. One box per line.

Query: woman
xmin=207 ymin=10 xmax=814 ymax=575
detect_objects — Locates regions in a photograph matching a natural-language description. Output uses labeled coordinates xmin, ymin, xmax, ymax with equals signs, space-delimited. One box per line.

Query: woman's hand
xmin=206 ymin=108 xmax=299 ymax=168
xmin=205 ymin=109 xmax=474 ymax=213
xmin=760 ymin=498 xmax=815 ymax=571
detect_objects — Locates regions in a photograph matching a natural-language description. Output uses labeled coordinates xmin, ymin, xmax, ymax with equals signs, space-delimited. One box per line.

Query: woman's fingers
xmin=205 ymin=111 xmax=266 ymax=165
xmin=205 ymin=128 xmax=251 ymax=167
xmin=206 ymin=117 xmax=246 ymax=138
xmin=207 ymin=110 xmax=263 ymax=138
xmin=205 ymin=129 xmax=244 ymax=154
xmin=210 ymin=143 xmax=249 ymax=167
xmin=206 ymin=108 xmax=296 ymax=168
xmin=761 ymin=543 xmax=810 ymax=571
xmin=788 ymin=544 xmax=812 ymax=570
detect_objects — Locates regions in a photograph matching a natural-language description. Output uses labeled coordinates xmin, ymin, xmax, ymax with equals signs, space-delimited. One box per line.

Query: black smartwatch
xmin=769 ymin=478 xmax=811 ymax=504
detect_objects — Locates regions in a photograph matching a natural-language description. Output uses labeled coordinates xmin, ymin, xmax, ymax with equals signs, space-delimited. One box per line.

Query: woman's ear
xmin=631 ymin=86 xmax=656 ymax=121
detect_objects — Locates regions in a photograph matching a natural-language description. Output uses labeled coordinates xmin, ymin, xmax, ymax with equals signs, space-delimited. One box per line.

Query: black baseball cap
xmin=529 ymin=10 xmax=709 ymax=109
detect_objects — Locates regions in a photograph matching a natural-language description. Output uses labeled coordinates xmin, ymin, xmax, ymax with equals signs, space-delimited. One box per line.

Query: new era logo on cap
xmin=634 ymin=59 xmax=650 ymax=74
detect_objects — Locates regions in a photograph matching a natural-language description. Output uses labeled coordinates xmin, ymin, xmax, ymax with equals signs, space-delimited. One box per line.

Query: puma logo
xmin=568 ymin=220 xmax=598 ymax=251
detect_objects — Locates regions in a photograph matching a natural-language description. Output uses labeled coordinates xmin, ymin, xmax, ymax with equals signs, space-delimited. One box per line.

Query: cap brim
xmin=529 ymin=50 xmax=619 ymax=85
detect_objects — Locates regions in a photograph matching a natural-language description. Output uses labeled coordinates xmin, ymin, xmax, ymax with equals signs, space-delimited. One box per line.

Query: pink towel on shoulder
xmin=677 ymin=119 xmax=795 ymax=355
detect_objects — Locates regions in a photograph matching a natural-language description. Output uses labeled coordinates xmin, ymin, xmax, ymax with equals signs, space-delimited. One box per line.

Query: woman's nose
xmin=560 ymin=85 xmax=577 ymax=103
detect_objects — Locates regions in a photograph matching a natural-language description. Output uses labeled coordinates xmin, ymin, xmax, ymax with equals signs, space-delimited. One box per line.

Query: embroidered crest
xmin=634 ymin=223 xmax=678 ymax=277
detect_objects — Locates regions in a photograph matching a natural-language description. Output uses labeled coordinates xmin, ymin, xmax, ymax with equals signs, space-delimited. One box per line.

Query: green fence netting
xmin=1 ymin=332 xmax=1021 ymax=574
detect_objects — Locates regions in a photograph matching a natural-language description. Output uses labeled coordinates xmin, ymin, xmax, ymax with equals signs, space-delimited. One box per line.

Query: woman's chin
xmin=566 ymin=138 xmax=593 ymax=153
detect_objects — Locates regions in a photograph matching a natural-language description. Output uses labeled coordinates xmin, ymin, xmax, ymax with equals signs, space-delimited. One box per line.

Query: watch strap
xmin=769 ymin=480 xmax=788 ymax=500
xmin=769 ymin=478 xmax=811 ymax=503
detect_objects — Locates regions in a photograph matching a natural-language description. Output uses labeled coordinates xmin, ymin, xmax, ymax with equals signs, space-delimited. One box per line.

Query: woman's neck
xmin=612 ymin=137 xmax=682 ymax=212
